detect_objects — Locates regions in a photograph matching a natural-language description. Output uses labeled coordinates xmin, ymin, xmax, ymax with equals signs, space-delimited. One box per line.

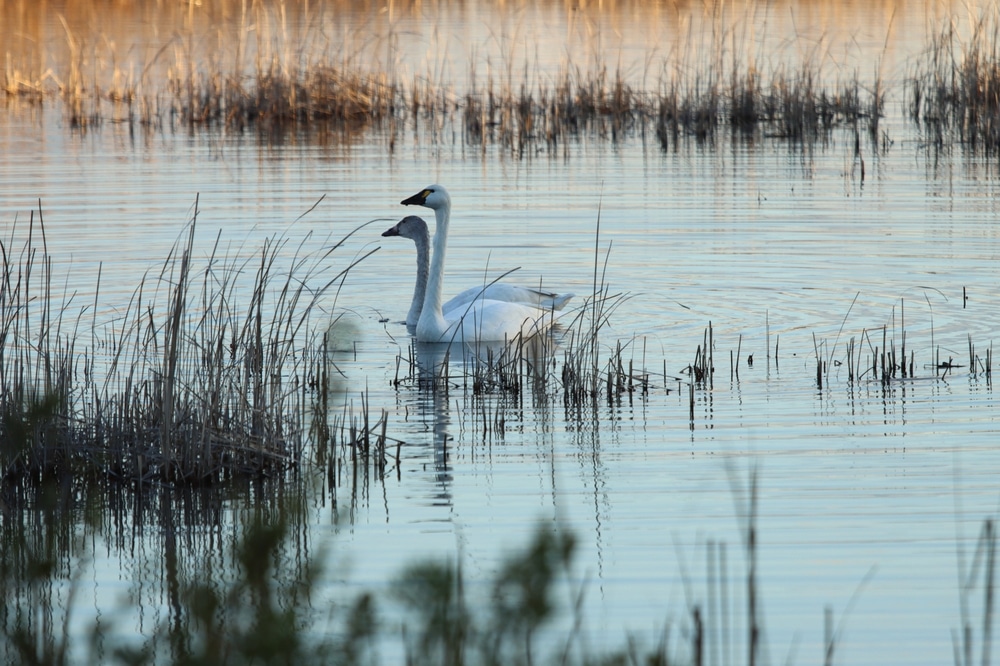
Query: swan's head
xmin=381 ymin=215 xmax=429 ymax=242
xmin=401 ymin=184 xmax=450 ymax=211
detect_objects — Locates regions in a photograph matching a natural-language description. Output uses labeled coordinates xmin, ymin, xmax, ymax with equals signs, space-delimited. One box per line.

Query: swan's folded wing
xmin=443 ymin=284 xmax=574 ymax=315
xmin=439 ymin=299 xmax=559 ymax=343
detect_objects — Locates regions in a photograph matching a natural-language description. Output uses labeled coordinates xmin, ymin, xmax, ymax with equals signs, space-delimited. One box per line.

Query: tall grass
xmin=908 ymin=6 xmax=1000 ymax=153
xmin=1 ymin=0 xmax=897 ymax=148
xmin=1 ymin=199 xmax=997 ymax=663
xmin=0 ymin=198 xmax=373 ymax=485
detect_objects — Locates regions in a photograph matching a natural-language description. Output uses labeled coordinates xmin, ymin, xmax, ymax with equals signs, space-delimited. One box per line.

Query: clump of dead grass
xmin=0 ymin=198 xmax=373 ymax=486
xmin=908 ymin=6 xmax=1000 ymax=153
xmin=2 ymin=0 xmax=888 ymax=149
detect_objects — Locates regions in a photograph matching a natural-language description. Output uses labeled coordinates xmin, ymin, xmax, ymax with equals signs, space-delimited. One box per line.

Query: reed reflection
xmin=411 ymin=340 xmax=457 ymax=503
xmin=319 ymin=313 xmax=399 ymax=524
xmin=405 ymin=334 xmax=560 ymax=498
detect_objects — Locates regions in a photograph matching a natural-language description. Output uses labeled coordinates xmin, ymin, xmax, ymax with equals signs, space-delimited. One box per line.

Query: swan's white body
xmin=381 ymin=215 xmax=574 ymax=327
xmin=400 ymin=185 xmax=562 ymax=343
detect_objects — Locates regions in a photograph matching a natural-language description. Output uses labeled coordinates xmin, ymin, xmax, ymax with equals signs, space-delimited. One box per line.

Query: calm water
xmin=2 ymin=1 xmax=1000 ymax=664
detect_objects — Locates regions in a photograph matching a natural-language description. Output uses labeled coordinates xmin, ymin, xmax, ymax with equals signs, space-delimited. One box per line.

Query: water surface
xmin=2 ymin=1 xmax=1000 ymax=664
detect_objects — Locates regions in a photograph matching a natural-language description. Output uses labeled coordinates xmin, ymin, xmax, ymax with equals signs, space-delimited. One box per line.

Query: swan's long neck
xmin=407 ymin=230 xmax=431 ymax=326
xmin=417 ymin=203 xmax=450 ymax=340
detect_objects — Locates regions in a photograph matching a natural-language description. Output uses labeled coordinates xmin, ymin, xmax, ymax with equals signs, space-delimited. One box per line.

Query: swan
xmin=400 ymin=184 xmax=563 ymax=343
xmin=381 ymin=215 xmax=574 ymax=327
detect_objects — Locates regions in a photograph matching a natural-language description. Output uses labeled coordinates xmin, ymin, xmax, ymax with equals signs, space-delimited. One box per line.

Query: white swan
xmin=400 ymin=184 xmax=563 ymax=343
xmin=381 ymin=215 xmax=574 ymax=327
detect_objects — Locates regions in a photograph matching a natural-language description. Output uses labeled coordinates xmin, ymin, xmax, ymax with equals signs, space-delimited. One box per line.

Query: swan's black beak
xmin=401 ymin=189 xmax=430 ymax=206
xmin=381 ymin=224 xmax=401 ymax=238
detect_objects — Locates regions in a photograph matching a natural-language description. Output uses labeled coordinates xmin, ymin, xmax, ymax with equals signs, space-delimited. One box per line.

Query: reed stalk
xmin=1 ymin=1 xmax=902 ymax=150
xmin=0 ymin=199 xmax=373 ymax=485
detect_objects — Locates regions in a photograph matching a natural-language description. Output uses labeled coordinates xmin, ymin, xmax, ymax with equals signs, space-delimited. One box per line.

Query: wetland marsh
xmin=2 ymin=0 xmax=1000 ymax=663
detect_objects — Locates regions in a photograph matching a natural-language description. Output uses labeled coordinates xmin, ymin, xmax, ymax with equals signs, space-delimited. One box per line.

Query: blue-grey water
xmin=2 ymin=1 xmax=1000 ymax=664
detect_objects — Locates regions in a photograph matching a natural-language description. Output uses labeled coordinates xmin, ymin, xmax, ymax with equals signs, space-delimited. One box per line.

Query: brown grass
xmin=908 ymin=6 xmax=1000 ymax=153
xmin=2 ymin=0 xmax=892 ymax=149
xmin=0 ymin=198 xmax=375 ymax=486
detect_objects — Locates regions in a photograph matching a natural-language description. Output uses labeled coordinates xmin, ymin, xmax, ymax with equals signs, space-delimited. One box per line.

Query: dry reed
xmin=0 ymin=198 xmax=372 ymax=486
xmin=908 ymin=6 xmax=1000 ymax=154
xmin=2 ymin=0 xmax=896 ymax=150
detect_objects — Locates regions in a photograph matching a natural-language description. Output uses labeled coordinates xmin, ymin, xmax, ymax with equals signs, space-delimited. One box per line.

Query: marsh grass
xmin=2 ymin=1 xmax=895 ymax=149
xmin=1 ymin=231 xmax=997 ymax=663
xmin=806 ymin=293 xmax=994 ymax=389
xmin=559 ymin=292 xmax=630 ymax=408
xmin=968 ymin=334 xmax=994 ymax=380
xmin=908 ymin=6 xmax=1000 ymax=154
xmin=558 ymin=207 xmax=638 ymax=408
xmin=385 ymin=204 xmax=640 ymax=419
xmin=0 ymin=198 xmax=373 ymax=486
xmin=389 ymin=332 xmax=560 ymax=432
xmin=330 ymin=390 xmax=396 ymax=496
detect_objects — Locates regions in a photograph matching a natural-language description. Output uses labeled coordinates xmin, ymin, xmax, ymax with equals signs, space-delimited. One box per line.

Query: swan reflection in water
xmin=324 ymin=307 xmax=561 ymax=511
xmin=407 ymin=333 xmax=559 ymax=496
